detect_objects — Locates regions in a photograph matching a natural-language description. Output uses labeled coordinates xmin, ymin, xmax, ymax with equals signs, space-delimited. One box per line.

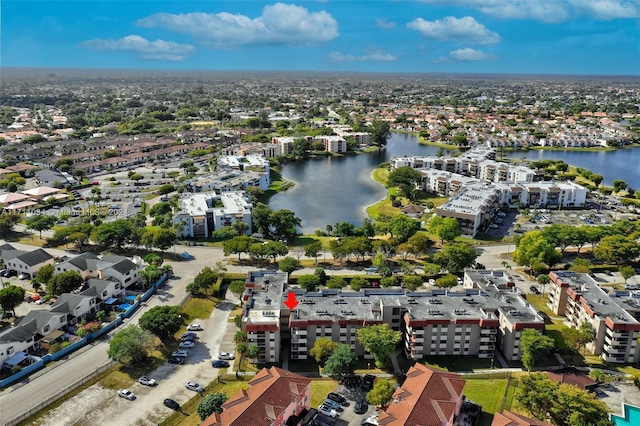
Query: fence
xmin=5 ymin=361 xmax=117 ymax=426
xmin=0 ymin=274 xmax=168 ymax=390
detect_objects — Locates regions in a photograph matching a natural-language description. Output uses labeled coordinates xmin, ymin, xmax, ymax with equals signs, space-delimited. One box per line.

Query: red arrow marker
xmin=284 ymin=291 xmax=299 ymax=310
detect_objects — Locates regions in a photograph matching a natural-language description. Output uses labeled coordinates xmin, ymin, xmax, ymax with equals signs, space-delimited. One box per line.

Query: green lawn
xmin=179 ymin=296 xmax=219 ymax=323
xmin=463 ymin=378 xmax=509 ymax=413
xmin=310 ymin=379 xmax=339 ymax=408
xmin=422 ymin=355 xmax=493 ymax=372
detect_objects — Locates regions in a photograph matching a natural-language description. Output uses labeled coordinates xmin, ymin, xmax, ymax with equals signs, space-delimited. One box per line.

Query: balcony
xmin=478 ymin=351 xmax=495 ymax=358
xmin=480 ymin=344 xmax=496 ymax=351
xmin=480 ymin=335 xmax=496 ymax=342
xmin=481 ymin=328 xmax=497 ymax=335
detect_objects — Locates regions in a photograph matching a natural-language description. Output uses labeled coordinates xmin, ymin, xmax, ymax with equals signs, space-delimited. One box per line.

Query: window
xmin=60 ymin=316 xmax=65 ymax=323
xmin=44 ymin=325 xmax=50 ymax=333
xmin=7 ymin=346 xmax=14 ymax=354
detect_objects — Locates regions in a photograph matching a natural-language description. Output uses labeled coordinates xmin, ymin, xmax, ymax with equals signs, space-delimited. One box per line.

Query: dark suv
xmin=327 ymin=392 xmax=349 ymax=407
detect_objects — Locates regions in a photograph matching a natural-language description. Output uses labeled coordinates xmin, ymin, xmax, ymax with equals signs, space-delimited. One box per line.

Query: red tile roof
xmin=491 ymin=410 xmax=555 ymax=426
xmin=378 ymin=364 xmax=466 ymax=426
xmin=201 ymin=367 xmax=311 ymax=426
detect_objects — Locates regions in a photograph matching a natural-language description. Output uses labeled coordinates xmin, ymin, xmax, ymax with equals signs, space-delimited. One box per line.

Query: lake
xmin=268 ymin=133 xmax=440 ymax=233
xmin=269 ymin=133 xmax=640 ymax=234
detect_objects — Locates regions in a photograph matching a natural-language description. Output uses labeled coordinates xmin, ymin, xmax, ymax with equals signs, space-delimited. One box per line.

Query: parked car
xmin=354 ymin=398 xmax=368 ymax=414
xmin=318 ymin=404 xmax=339 ymax=418
xmin=180 ymin=332 xmax=197 ymax=341
xmin=327 ymin=392 xmax=349 ymax=406
xmin=322 ymin=398 xmax=342 ymax=411
xmin=362 ymin=374 xmax=376 ymax=391
xmin=187 ymin=323 xmax=203 ymax=331
xmin=4 ymin=270 xmax=16 ymax=278
xmin=138 ymin=376 xmax=157 ymax=386
xmin=18 ymin=273 xmax=28 ymax=280
xmin=164 ymin=398 xmax=181 ymax=411
xmin=218 ymin=352 xmax=235 ymax=360
xmin=172 ymin=350 xmax=189 ymax=358
xmin=168 ymin=357 xmax=185 ymax=365
xmin=179 ymin=341 xmax=195 ymax=349
xmin=489 ymin=224 xmax=499 ymax=229
xmin=428 ymin=279 xmax=436 ymax=285
xmin=118 ymin=389 xmax=136 ymax=400
xmin=530 ymin=286 xmax=540 ymax=294
xmin=313 ymin=413 xmax=337 ymax=426
xmin=212 ymin=360 xmax=230 ymax=368
xmin=185 ymin=381 xmax=204 ymax=392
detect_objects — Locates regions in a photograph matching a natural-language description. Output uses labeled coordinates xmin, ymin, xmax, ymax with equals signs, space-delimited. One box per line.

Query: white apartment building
xmin=271 ymin=137 xmax=296 ymax=155
xmin=173 ymin=191 xmax=252 ymax=238
xmin=436 ymin=184 xmax=502 ymax=237
xmin=317 ymin=135 xmax=347 ymax=153
xmin=547 ymin=271 xmax=640 ymax=364
xmin=217 ymin=155 xmax=270 ymax=173
xmin=187 ymin=169 xmax=270 ymax=193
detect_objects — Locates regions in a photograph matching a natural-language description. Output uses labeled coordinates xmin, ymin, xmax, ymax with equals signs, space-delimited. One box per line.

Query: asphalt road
xmin=0 ymin=239 xmax=523 ymax=425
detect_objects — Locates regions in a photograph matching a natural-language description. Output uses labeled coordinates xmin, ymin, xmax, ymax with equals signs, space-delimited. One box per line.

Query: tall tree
xmin=26 ymin=215 xmax=57 ymax=238
xmin=278 ymin=256 xmax=299 ymax=277
xmin=107 ymin=325 xmax=156 ymax=365
xmin=520 ymin=328 xmax=554 ymax=371
xmin=513 ymin=231 xmax=562 ymax=272
xmin=197 ymin=393 xmax=228 ymax=421
xmin=323 ymin=344 xmax=357 ymax=380
xmin=304 ymin=240 xmax=323 ymax=264
xmin=593 ymin=235 xmax=640 ymax=264
xmin=434 ymin=242 xmax=479 ymax=273
xmin=228 ymin=280 xmax=246 ymax=306
xmin=139 ymin=305 xmax=183 ymax=341
xmin=357 ymin=324 xmax=402 ymax=368
xmin=369 ymin=120 xmax=391 ymax=148
xmin=386 ymin=166 xmax=422 ymax=200
xmin=428 ymin=216 xmax=461 ymax=245
xmin=0 ymin=285 xmax=25 ymax=316
xmin=48 ymin=270 xmax=83 ymax=295
xmin=366 ymin=379 xmax=395 ymax=407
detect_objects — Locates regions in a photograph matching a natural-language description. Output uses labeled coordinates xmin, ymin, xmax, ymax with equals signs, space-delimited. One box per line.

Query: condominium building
xmin=217 ymin=154 xmax=270 ymax=173
xmin=317 ymin=135 xmax=347 ymax=153
xmin=241 ymin=269 xmax=544 ymax=364
xmin=173 ymin=191 xmax=252 ymax=239
xmin=547 ymin=271 xmax=640 ymax=363
xmin=436 ymin=184 xmax=502 ymax=237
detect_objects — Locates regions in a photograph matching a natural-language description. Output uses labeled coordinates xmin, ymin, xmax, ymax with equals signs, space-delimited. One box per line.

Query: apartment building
xmin=271 ymin=137 xmax=296 ymax=155
xmin=547 ymin=271 xmax=640 ymax=363
xmin=173 ymin=191 xmax=252 ymax=239
xmin=217 ymin=154 xmax=270 ymax=173
xmin=436 ymin=184 xmax=502 ymax=237
xmin=187 ymin=169 xmax=269 ymax=193
xmin=317 ymin=135 xmax=347 ymax=153
xmin=241 ymin=269 xmax=544 ymax=364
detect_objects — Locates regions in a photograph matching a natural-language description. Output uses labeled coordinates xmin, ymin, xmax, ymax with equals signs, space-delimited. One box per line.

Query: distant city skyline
xmin=2 ymin=1 xmax=639 ymax=75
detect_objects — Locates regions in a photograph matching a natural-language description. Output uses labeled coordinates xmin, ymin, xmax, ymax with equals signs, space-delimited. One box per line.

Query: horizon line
xmin=2 ymin=67 xmax=639 ymax=79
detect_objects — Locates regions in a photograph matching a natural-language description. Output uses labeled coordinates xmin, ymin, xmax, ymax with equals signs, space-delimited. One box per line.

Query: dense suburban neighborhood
xmin=0 ymin=71 xmax=638 ymax=426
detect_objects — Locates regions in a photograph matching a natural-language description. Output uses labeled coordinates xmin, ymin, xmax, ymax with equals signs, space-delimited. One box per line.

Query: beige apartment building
xmin=547 ymin=271 xmax=640 ymax=363
xmin=241 ymin=269 xmax=544 ymax=364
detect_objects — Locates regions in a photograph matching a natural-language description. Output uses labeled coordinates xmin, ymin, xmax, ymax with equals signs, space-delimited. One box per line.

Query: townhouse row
xmin=240 ymin=270 xmax=545 ymax=365
xmin=547 ymin=271 xmax=640 ymax=364
xmin=0 ymin=249 xmax=145 ymax=367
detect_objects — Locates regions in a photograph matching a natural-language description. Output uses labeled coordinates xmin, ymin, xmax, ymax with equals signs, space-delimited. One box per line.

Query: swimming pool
xmin=611 ymin=403 xmax=640 ymax=426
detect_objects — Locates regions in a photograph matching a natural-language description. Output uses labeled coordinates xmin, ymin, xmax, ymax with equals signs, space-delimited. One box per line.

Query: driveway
xmin=36 ymin=301 xmax=235 ymax=426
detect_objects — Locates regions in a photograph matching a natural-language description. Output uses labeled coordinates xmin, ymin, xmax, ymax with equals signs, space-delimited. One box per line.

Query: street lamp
xmin=367 ymin=363 xmax=370 ymax=373
xmin=490 ymin=358 xmax=494 ymax=370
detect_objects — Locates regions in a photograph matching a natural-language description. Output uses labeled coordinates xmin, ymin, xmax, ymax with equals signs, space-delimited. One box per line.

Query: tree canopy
xmin=520 ymin=329 xmax=554 ymax=371
xmin=0 ymin=285 xmax=25 ymax=316
xmin=386 ymin=166 xmax=422 ymax=200
xmin=139 ymin=305 xmax=183 ymax=341
xmin=322 ymin=344 xmax=357 ymax=380
xmin=107 ymin=325 xmax=156 ymax=365
xmin=428 ymin=216 xmax=461 ymax=245
xmin=310 ymin=337 xmax=338 ymax=364
xmin=366 ymin=379 xmax=395 ymax=407
xmin=197 ymin=393 xmax=228 ymax=421
xmin=48 ymin=270 xmax=83 ymax=296
xmin=357 ymin=324 xmax=402 ymax=368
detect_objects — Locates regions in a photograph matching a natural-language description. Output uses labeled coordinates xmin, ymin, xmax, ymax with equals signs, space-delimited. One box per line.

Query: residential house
xmin=0 ymin=319 xmax=38 ymax=367
xmin=49 ymin=293 xmax=97 ymax=326
xmin=2 ymin=248 xmax=54 ymax=279
xmin=55 ymin=252 xmax=100 ymax=279
xmin=201 ymin=367 xmax=311 ymax=426
xmin=80 ymin=278 xmax=124 ymax=305
xmin=378 ymin=364 xmax=466 ymax=426
xmin=97 ymin=255 xmax=143 ymax=288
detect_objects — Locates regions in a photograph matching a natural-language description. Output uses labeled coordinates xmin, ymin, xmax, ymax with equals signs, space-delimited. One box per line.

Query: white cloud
xmin=79 ymin=35 xmax=195 ymax=61
xmin=329 ymin=49 xmax=398 ymax=62
xmin=136 ymin=3 xmax=339 ymax=48
xmin=407 ymin=16 xmax=500 ymax=45
xmin=436 ymin=48 xmax=496 ymax=62
xmin=569 ymin=0 xmax=640 ymax=19
xmin=419 ymin=0 xmax=639 ymax=22
xmin=375 ymin=18 xmax=397 ymax=29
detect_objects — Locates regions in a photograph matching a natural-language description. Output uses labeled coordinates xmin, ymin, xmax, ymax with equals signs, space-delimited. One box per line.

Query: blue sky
xmin=2 ymin=0 xmax=639 ymax=75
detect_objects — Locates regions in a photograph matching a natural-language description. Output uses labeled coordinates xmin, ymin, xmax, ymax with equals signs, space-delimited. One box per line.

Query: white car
xmin=187 ymin=323 xmax=203 ymax=331
xmin=18 ymin=274 xmax=28 ymax=280
xmin=428 ymin=279 xmax=436 ymax=285
xmin=218 ymin=352 xmax=235 ymax=360
xmin=172 ymin=349 xmax=189 ymax=358
xmin=138 ymin=376 xmax=157 ymax=386
xmin=179 ymin=341 xmax=195 ymax=349
xmin=318 ymin=404 xmax=339 ymax=418
xmin=185 ymin=381 xmax=204 ymax=392
xmin=118 ymin=389 xmax=136 ymax=400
